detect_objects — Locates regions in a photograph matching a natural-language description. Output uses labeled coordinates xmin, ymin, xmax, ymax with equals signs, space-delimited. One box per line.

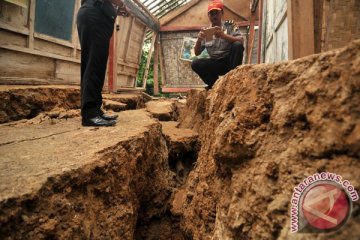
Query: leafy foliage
xmin=136 ymin=39 xmax=154 ymax=95
xmin=136 ymin=39 xmax=168 ymax=97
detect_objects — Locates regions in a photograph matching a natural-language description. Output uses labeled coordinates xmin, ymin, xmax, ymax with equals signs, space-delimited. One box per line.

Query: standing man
xmin=77 ymin=0 xmax=129 ymax=127
xmin=191 ymin=0 xmax=244 ymax=89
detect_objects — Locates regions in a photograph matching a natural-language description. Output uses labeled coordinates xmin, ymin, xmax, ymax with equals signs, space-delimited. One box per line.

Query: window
xmin=35 ymin=0 xmax=76 ymax=41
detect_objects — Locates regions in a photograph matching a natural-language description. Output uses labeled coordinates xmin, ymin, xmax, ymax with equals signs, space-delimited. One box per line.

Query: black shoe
xmin=82 ymin=116 xmax=116 ymax=127
xmin=101 ymin=113 xmax=118 ymax=121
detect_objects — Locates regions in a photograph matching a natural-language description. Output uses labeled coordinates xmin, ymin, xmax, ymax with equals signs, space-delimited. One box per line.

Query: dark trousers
xmin=77 ymin=1 xmax=114 ymax=119
xmin=191 ymin=41 xmax=244 ymax=89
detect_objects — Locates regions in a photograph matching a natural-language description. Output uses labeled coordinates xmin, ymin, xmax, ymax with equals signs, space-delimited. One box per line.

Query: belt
xmin=88 ymin=0 xmax=117 ymax=21
xmin=83 ymin=0 xmax=117 ymax=11
xmin=83 ymin=0 xmax=113 ymax=6
xmin=94 ymin=0 xmax=103 ymax=8
xmin=82 ymin=0 xmax=103 ymax=7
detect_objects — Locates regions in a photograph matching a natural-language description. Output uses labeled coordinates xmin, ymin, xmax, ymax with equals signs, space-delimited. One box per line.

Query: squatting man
xmin=192 ymin=0 xmax=244 ymax=89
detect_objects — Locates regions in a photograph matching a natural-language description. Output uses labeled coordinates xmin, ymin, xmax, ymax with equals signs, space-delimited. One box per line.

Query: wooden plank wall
xmin=249 ymin=28 xmax=259 ymax=64
xmin=262 ymin=0 xmax=289 ymax=63
xmin=0 ymin=0 xmax=81 ymax=85
xmin=113 ymin=16 xmax=147 ymax=91
xmin=288 ymin=0 xmax=315 ymax=59
xmin=262 ymin=0 xmax=359 ymax=62
xmin=262 ymin=0 xmax=316 ymax=62
xmin=0 ymin=0 xmax=147 ymax=91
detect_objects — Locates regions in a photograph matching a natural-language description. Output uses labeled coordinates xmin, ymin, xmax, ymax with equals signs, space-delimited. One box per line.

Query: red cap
xmin=208 ymin=1 xmax=224 ymax=12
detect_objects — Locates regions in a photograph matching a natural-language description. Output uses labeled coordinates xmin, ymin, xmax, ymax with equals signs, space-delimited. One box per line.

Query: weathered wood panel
xmin=261 ymin=0 xmax=353 ymax=62
xmin=55 ymin=60 xmax=80 ymax=85
xmin=0 ymin=0 xmax=82 ymax=85
xmin=313 ymin=0 xmax=324 ymax=53
xmin=34 ymin=38 xmax=73 ymax=58
xmin=112 ymin=17 xmax=146 ymax=90
xmin=275 ymin=17 xmax=288 ymax=60
xmin=0 ymin=28 xmax=27 ymax=47
xmin=0 ymin=0 xmax=149 ymax=90
xmin=0 ymin=1 xmax=28 ymax=29
xmin=262 ymin=0 xmax=288 ymax=63
xmin=0 ymin=48 xmax=55 ymax=79
xmin=250 ymin=28 xmax=259 ymax=64
xmin=288 ymin=0 xmax=314 ymax=59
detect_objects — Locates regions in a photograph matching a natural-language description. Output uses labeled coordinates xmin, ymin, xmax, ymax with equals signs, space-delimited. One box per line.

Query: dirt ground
xmin=0 ymin=85 xmax=80 ymax=124
xmin=0 ymin=40 xmax=359 ymax=239
xmin=0 ymin=89 xmax=196 ymax=239
xmin=0 ymin=108 xmax=192 ymax=239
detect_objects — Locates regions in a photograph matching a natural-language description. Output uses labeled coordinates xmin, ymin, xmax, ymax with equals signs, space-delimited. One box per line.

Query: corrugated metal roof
xmin=140 ymin=0 xmax=192 ymax=19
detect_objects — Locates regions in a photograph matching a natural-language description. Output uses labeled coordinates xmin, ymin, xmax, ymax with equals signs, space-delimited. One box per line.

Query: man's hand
xmin=109 ymin=0 xmax=130 ymax=17
xmin=214 ymin=26 xmax=225 ymax=39
xmin=195 ymin=29 xmax=206 ymax=56
xmin=197 ymin=30 xmax=205 ymax=41
xmin=117 ymin=5 xmax=130 ymax=17
xmin=214 ymin=26 xmax=244 ymax=44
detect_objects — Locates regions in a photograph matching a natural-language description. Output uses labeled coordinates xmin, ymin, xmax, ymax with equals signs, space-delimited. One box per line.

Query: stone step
xmin=103 ymin=99 xmax=127 ymax=112
xmin=146 ymin=100 xmax=184 ymax=121
xmin=103 ymin=92 xmax=148 ymax=110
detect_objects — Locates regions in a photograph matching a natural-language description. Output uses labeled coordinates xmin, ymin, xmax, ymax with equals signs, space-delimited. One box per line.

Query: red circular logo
xmin=302 ymin=183 xmax=350 ymax=230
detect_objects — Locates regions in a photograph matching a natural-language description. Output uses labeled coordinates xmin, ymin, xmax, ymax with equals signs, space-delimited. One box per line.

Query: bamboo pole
xmin=142 ymin=32 xmax=157 ymax=89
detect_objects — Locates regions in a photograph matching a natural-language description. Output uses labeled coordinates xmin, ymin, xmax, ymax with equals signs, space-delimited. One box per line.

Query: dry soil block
xmin=103 ymin=99 xmax=127 ymax=112
xmin=146 ymin=100 xmax=178 ymax=121
xmin=103 ymin=92 xmax=147 ymax=110
xmin=0 ymin=86 xmax=80 ymax=124
xmin=178 ymin=40 xmax=360 ymax=239
xmin=0 ymin=109 xmax=173 ymax=239
xmin=178 ymin=89 xmax=207 ymax=131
